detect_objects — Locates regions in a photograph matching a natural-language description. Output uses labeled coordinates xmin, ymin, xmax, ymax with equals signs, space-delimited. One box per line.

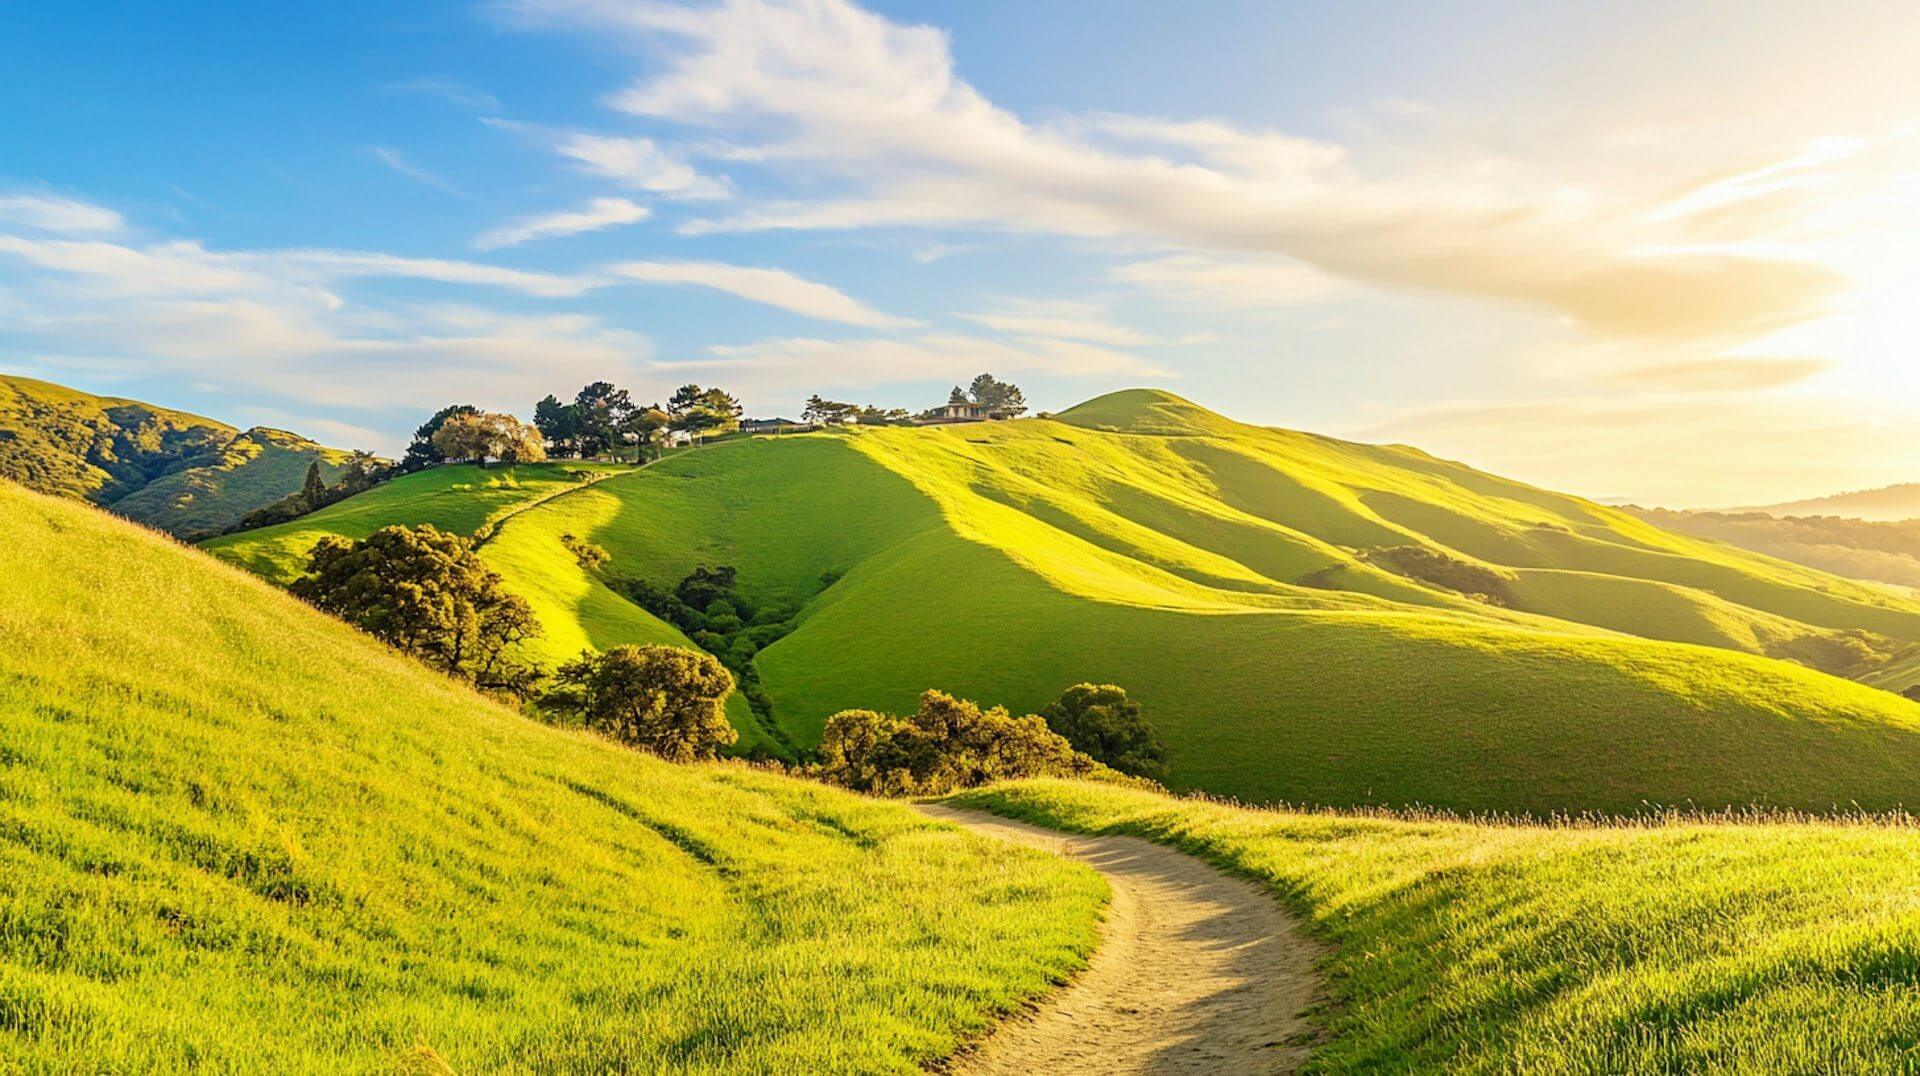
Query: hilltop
xmin=211 ymin=388 xmax=1920 ymax=814
xmin=0 ymin=481 xmax=1103 ymax=1070
xmin=0 ymin=373 xmax=352 ymax=537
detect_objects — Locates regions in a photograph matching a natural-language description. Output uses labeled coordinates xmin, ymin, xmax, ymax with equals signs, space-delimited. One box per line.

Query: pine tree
xmin=299 ymin=459 xmax=327 ymax=510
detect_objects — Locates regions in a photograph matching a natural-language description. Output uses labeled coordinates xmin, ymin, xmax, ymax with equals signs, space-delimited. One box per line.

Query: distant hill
xmin=0 ymin=481 xmax=1098 ymax=1070
xmin=1736 ymin=483 xmax=1920 ymax=522
xmin=212 ymin=388 xmax=1920 ymax=814
xmin=1626 ymin=506 xmax=1920 ymax=591
xmin=0 ymin=373 xmax=353 ymax=538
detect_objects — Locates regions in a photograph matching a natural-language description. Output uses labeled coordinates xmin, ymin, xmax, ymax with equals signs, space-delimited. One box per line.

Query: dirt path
xmin=918 ymin=804 xmax=1324 ymax=1075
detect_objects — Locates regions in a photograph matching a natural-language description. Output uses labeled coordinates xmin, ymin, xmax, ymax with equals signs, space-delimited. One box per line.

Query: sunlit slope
xmin=202 ymin=461 xmax=633 ymax=584
xmin=0 ymin=483 xmax=1102 ymax=1071
xmin=109 ymin=425 xmax=353 ymax=538
xmin=197 ymin=461 xmax=777 ymax=751
xmin=477 ymin=405 xmax=1920 ymax=813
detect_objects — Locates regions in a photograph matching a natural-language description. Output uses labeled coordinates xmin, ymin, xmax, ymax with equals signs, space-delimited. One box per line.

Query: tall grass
xmin=955 ymin=779 xmax=1920 ymax=1072
xmin=0 ymin=485 xmax=1104 ymax=1070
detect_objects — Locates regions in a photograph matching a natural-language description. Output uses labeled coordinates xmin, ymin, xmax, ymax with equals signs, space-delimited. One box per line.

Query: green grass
xmin=202 ymin=461 xmax=635 ymax=583
xmin=0 ymin=482 xmax=1105 ymax=1070
xmin=370 ymin=394 xmax=1920 ymax=814
xmin=0 ymin=373 xmax=352 ymax=537
xmin=955 ymin=778 xmax=1920 ymax=1073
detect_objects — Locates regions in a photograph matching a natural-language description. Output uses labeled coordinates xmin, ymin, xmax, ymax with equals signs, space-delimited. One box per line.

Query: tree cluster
xmin=431 ymin=412 xmax=547 ymax=467
xmin=802 ymin=396 xmax=912 ymax=426
xmin=291 ymin=524 xmax=542 ymax=698
xmin=400 ymin=404 xmax=480 ymax=472
xmin=817 ymin=689 xmax=1095 ymax=796
xmin=546 ymin=645 xmax=738 ymax=761
xmin=611 ymin=565 xmax=800 ymax=736
xmin=666 ymin=384 xmax=744 ymax=438
xmin=1040 ymin=683 xmax=1169 ymax=780
xmin=959 ymin=373 xmax=1027 ymax=417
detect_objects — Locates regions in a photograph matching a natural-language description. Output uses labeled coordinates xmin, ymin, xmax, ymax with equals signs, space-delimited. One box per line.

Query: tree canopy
xmin=817 ymin=689 xmax=1094 ymax=795
xmin=667 ymin=384 xmax=743 ymax=436
xmin=291 ymin=524 xmax=542 ymax=697
xmin=967 ymin=373 xmax=1027 ymax=417
xmin=431 ymin=412 xmax=547 ymax=467
xmin=401 ymin=404 xmax=480 ymax=472
xmin=548 ymin=645 xmax=738 ymax=761
xmin=1040 ymin=683 xmax=1168 ymax=780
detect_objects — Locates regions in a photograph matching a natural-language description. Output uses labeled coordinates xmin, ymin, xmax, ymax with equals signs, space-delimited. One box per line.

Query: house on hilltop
xmin=917 ymin=400 xmax=990 ymax=425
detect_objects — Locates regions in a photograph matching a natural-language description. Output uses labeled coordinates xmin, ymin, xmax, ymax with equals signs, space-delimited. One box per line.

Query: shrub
xmin=1040 ymin=683 xmax=1168 ymax=780
xmin=817 ymin=690 xmax=1095 ymax=796
xmin=547 ymin=645 xmax=737 ymax=761
xmin=1363 ymin=545 xmax=1515 ymax=606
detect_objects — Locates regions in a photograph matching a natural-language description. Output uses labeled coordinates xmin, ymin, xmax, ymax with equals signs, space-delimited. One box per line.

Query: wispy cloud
xmin=1611 ymin=357 xmax=1832 ymax=392
xmin=956 ymin=299 xmax=1156 ymax=347
xmin=502 ymin=0 xmax=1847 ymax=343
xmin=369 ymin=146 xmax=475 ymax=200
xmin=1110 ymin=255 xmax=1341 ymax=310
xmin=0 ymin=194 xmax=125 ymax=234
xmin=607 ymin=260 xmax=919 ymax=328
xmin=473 ymin=197 xmax=652 ymax=250
xmin=383 ymin=75 xmax=501 ymax=112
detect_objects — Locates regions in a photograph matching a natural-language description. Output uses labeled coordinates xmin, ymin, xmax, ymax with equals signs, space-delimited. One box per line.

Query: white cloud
xmin=607 ymin=259 xmax=919 ymax=328
xmin=956 ymin=299 xmax=1154 ymax=346
xmin=369 ymin=146 xmax=473 ymax=199
xmin=0 ymin=194 xmax=125 ymax=234
xmin=552 ymin=131 xmax=731 ymax=199
xmin=502 ymin=0 xmax=1847 ymax=343
xmin=473 ymin=197 xmax=652 ymax=249
xmin=1110 ymin=255 xmax=1342 ymax=310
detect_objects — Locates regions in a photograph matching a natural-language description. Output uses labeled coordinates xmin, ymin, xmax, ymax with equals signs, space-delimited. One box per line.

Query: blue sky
xmin=4 ymin=0 xmax=1919 ymax=504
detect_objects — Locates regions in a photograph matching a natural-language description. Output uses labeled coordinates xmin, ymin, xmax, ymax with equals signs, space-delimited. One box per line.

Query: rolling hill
xmin=0 ymin=480 xmax=1104 ymax=1070
xmin=210 ymin=389 xmax=1920 ymax=814
xmin=1736 ymin=482 xmax=1920 ymax=522
xmin=0 ymin=373 xmax=353 ymax=538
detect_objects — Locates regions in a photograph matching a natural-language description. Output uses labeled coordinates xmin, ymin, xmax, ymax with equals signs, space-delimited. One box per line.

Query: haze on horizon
xmin=2 ymin=0 xmax=1917 ymax=507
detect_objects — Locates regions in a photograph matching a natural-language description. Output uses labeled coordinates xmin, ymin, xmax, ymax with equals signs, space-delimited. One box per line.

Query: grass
xmin=0 ymin=373 xmax=349 ymax=537
xmin=955 ymin=778 xmax=1920 ymax=1073
xmin=357 ymin=393 xmax=1920 ymax=814
xmin=0 ymin=482 xmax=1105 ymax=1070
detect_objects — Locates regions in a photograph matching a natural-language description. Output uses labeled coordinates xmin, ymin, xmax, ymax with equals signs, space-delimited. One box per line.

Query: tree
xmin=667 ymin=384 xmax=742 ymax=436
xmin=548 ymin=645 xmax=737 ymax=761
xmin=804 ymin=394 xmax=856 ymax=424
xmin=621 ymin=406 xmax=671 ymax=460
xmin=967 ymin=373 xmax=1027 ymax=417
xmin=401 ymin=404 xmax=480 ymax=471
xmin=1040 ymin=683 xmax=1168 ymax=780
xmin=947 ymin=385 xmax=969 ymax=407
xmin=856 ymin=405 xmax=911 ymax=426
xmin=534 ymin=394 xmax=583 ymax=457
xmin=298 ymin=459 xmax=327 ymax=511
xmin=291 ymin=524 xmax=542 ymax=697
xmin=573 ymin=382 xmax=635 ymax=458
xmin=431 ymin=412 xmax=546 ymax=467
xmin=817 ymin=689 xmax=1094 ymax=795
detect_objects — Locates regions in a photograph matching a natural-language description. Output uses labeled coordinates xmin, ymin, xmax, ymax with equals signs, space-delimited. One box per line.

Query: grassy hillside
xmin=958 ymin=779 xmax=1920 ymax=1074
xmin=285 ymin=389 xmax=1920 ymax=814
xmin=0 ymin=373 xmax=352 ymax=538
xmin=0 ymin=482 xmax=1104 ymax=1070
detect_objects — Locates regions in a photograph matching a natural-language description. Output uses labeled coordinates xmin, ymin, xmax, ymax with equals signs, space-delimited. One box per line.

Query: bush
xmin=546 ymin=645 xmax=737 ymax=761
xmin=1040 ymin=683 xmax=1168 ymax=780
xmin=817 ymin=690 xmax=1095 ymax=796
xmin=291 ymin=524 xmax=542 ymax=698
xmin=1363 ymin=545 xmax=1515 ymax=606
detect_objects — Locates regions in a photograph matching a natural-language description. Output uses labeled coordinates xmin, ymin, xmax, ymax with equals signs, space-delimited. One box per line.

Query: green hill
xmin=0 ymin=373 xmax=353 ymax=538
xmin=211 ymin=389 xmax=1920 ymax=814
xmin=960 ymin=778 xmax=1920 ymax=1073
xmin=0 ymin=481 xmax=1103 ymax=1070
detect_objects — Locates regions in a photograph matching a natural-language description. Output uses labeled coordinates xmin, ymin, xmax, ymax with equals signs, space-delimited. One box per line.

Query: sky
xmin=3 ymin=0 xmax=1919 ymax=506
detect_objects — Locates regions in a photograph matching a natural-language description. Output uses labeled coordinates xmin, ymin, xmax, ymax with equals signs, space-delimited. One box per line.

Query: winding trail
xmin=918 ymin=804 xmax=1324 ymax=1075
